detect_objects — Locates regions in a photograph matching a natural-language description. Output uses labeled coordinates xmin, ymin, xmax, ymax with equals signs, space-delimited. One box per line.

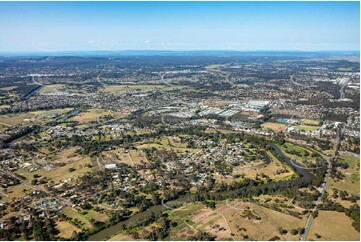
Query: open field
xmin=0 ymin=108 xmax=72 ymax=131
xmin=129 ymin=149 xmax=149 ymax=165
xmin=168 ymin=200 xmax=306 ymax=241
xmin=103 ymin=84 xmax=169 ymax=93
xmin=167 ymin=203 xmax=218 ymax=240
xmin=62 ymin=207 xmax=93 ymax=229
xmin=1 ymin=184 xmax=32 ymax=201
xmin=306 ymin=211 xmax=359 ymax=240
xmin=137 ymin=139 xmax=200 ymax=154
xmin=329 ymin=155 xmax=360 ymax=195
xmin=39 ymin=84 xmax=66 ymax=94
xmin=0 ymin=86 xmax=17 ymax=91
xmin=56 ymin=220 xmax=81 ymax=239
xmin=204 ymin=64 xmax=227 ymax=71
xmin=15 ymin=156 xmax=93 ymax=184
xmin=279 ymin=142 xmax=317 ymax=165
xmin=294 ymin=124 xmax=320 ymax=132
xmin=107 ymin=232 xmax=135 ymax=241
xmin=84 ymin=209 xmax=109 ymax=222
xmin=203 ymin=129 xmax=238 ymax=134
xmin=0 ymin=112 xmax=35 ymax=130
xmin=338 ymin=67 xmax=353 ymax=71
xmin=70 ymin=108 xmax=111 ymax=124
xmin=52 ymin=146 xmax=83 ymax=164
xmin=231 ymin=151 xmax=295 ymax=182
xmin=261 ymin=122 xmax=287 ymax=131
xmin=100 ymin=148 xmax=134 ymax=166
xmin=220 ymin=201 xmax=305 ymax=241
xmin=301 ymin=119 xmax=320 ymax=126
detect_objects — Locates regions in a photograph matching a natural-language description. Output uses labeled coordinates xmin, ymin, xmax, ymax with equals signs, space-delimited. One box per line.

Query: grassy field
xmin=329 ymin=155 xmax=360 ymax=195
xmin=107 ymin=232 xmax=134 ymax=241
xmin=301 ymin=119 xmax=320 ymax=126
xmin=0 ymin=86 xmax=17 ymax=91
xmin=168 ymin=200 xmax=306 ymax=241
xmin=279 ymin=142 xmax=317 ymax=165
xmin=204 ymin=64 xmax=227 ymax=71
xmin=294 ymin=124 xmax=320 ymax=132
xmin=167 ymin=203 xmax=222 ymax=240
xmin=84 ymin=209 xmax=109 ymax=222
xmin=56 ymin=220 xmax=81 ymax=239
xmin=137 ymin=136 xmax=200 ymax=154
xmin=220 ymin=201 xmax=305 ymax=241
xmin=100 ymin=148 xmax=134 ymax=166
xmin=261 ymin=122 xmax=287 ymax=131
xmin=52 ymin=146 xmax=83 ymax=164
xmin=62 ymin=207 xmax=93 ymax=230
xmin=70 ymin=108 xmax=111 ymax=124
xmin=232 ymin=151 xmax=295 ymax=182
xmin=102 ymin=84 xmax=169 ymax=93
xmin=39 ymin=84 xmax=66 ymax=94
xmin=15 ymin=156 xmax=93 ymax=183
xmin=338 ymin=67 xmax=353 ymax=72
xmin=0 ymin=108 xmax=72 ymax=131
xmin=0 ymin=112 xmax=34 ymax=130
xmin=1 ymin=184 xmax=32 ymax=201
xmin=306 ymin=211 xmax=359 ymax=240
xmin=129 ymin=149 xmax=149 ymax=165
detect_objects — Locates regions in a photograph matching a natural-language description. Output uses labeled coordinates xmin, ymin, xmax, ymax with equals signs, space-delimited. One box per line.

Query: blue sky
xmin=0 ymin=1 xmax=359 ymax=51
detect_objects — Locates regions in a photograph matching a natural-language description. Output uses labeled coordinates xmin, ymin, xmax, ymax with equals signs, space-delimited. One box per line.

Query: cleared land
xmin=220 ymin=201 xmax=305 ymax=241
xmin=98 ymin=147 xmax=149 ymax=167
xmin=261 ymin=122 xmax=287 ymax=131
xmin=232 ymin=151 xmax=295 ymax=182
xmin=56 ymin=220 xmax=81 ymax=239
xmin=70 ymin=108 xmax=111 ymax=124
xmin=279 ymin=142 xmax=318 ymax=165
xmin=137 ymin=136 xmax=200 ymax=154
xmin=15 ymin=156 xmax=93 ymax=184
xmin=329 ymin=155 xmax=360 ymax=195
xmin=103 ymin=84 xmax=169 ymax=93
xmin=306 ymin=211 xmax=359 ymax=241
xmin=294 ymin=124 xmax=320 ymax=132
xmin=62 ymin=207 xmax=93 ymax=230
xmin=338 ymin=67 xmax=353 ymax=71
xmin=84 ymin=209 xmax=109 ymax=223
xmin=301 ymin=119 xmax=320 ymax=126
xmin=39 ymin=84 xmax=66 ymax=94
xmin=108 ymin=232 xmax=135 ymax=241
xmin=0 ymin=108 xmax=72 ymax=131
xmin=168 ymin=200 xmax=306 ymax=241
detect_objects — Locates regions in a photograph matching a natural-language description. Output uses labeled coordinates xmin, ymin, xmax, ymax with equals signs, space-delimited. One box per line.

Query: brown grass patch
xmin=306 ymin=211 xmax=359 ymax=240
xmin=56 ymin=220 xmax=81 ymax=239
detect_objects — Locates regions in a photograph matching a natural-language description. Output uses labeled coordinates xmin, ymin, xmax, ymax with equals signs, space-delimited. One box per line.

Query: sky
xmin=0 ymin=1 xmax=359 ymax=52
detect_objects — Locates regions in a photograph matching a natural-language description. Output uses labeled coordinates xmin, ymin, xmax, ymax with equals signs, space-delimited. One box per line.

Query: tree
xmin=151 ymin=192 xmax=160 ymax=205
xmin=189 ymin=231 xmax=216 ymax=241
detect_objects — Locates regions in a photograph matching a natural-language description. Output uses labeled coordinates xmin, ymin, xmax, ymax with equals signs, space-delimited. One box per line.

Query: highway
xmin=339 ymin=81 xmax=348 ymax=100
xmin=300 ymin=125 xmax=345 ymax=241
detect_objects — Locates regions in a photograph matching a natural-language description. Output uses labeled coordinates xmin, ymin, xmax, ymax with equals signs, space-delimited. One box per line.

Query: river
xmin=88 ymin=143 xmax=317 ymax=241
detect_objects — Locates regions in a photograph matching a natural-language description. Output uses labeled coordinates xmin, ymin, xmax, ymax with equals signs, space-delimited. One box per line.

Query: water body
xmin=269 ymin=143 xmax=315 ymax=183
xmin=88 ymin=143 xmax=316 ymax=241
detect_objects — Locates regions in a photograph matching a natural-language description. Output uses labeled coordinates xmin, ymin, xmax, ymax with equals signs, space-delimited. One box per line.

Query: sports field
xmin=261 ymin=122 xmax=287 ymax=131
